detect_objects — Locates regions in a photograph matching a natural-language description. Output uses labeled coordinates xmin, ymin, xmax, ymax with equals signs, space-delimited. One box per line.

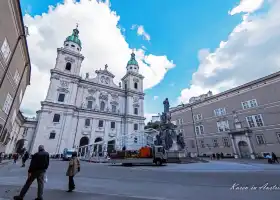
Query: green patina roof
xmin=127 ymin=52 xmax=138 ymax=66
xmin=65 ymin=28 xmax=82 ymax=47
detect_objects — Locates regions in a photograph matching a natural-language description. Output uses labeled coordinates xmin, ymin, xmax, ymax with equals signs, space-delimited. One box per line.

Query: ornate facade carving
xmin=133 ymin=96 xmax=139 ymax=103
xmin=99 ymin=93 xmax=108 ymax=101
xmin=88 ymin=88 xmax=97 ymax=94
xmin=65 ymin=56 xmax=75 ymax=63
xmin=57 ymin=87 xmax=69 ymax=93
xmin=133 ymin=78 xmax=139 ymax=82
xmin=110 ymin=101 xmax=119 ymax=106
xmin=60 ymin=80 xmax=69 ymax=88
xmin=86 ymin=96 xmax=96 ymax=101
xmin=133 ymin=103 xmax=140 ymax=107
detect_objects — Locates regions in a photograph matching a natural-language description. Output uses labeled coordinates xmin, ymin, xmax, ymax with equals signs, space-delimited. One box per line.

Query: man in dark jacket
xmin=14 ymin=145 xmax=49 ymax=200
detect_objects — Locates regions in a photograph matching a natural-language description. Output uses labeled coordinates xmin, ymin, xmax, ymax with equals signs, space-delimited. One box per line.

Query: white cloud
xmin=131 ymin=24 xmax=151 ymax=41
xmin=153 ymin=96 xmax=159 ymax=100
xmin=144 ymin=113 xmax=157 ymax=124
xmin=178 ymin=0 xmax=280 ymax=104
xmin=21 ymin=0 xmax=174 ymax=116
xmin=229 ymin=0 xmax=264 ymax=15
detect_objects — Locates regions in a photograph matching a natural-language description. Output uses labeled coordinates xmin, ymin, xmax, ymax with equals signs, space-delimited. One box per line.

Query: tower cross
xmin=76 ymin=23 xmax=79 ymax=29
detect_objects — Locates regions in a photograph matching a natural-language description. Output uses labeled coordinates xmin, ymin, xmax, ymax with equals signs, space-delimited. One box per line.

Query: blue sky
xmin=20 ymin=0 xmax=277 ymax=121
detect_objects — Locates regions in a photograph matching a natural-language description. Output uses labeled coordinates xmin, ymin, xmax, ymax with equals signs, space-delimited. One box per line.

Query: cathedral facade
xmin=30 ymin=27 xmax=145 ymax=154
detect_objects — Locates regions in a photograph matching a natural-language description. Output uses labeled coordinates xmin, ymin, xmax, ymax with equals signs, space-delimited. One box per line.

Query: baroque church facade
xmin=30 ymin=27 xmax=145 ymax=154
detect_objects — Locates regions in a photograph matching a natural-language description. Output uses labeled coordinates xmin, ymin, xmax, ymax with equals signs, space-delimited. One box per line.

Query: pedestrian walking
xmin=21 ymin=151 xmax=30 ymax=167
xmin=13 ymin=145 xmax=49 ymax=200
xmin=66 ymin=151 xmax=80 ymax=192
xmin=13 ymin=153 xmax=18 ymax=164
xmin=272 ymin=152 xmax=279 ymax=163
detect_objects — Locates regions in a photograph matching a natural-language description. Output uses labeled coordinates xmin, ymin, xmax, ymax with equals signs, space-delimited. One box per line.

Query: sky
xmin=19 ymin=0 xmax=280 ymax=123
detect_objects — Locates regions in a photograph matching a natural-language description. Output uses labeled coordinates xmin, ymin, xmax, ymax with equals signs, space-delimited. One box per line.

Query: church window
xmin=134 ymin=124 xmax=138 ymax=131
xmin=100 ymin=101 xmax=105 ymax=111
xmin=65 ymin=44 xmax=69 ymax=46
xmin=134 ymin=137 xmax=138 ymax=143
xmin=85 ymin=118 xmax=90 ymax=127
xmin=87 ymin=101 xmax=93 ymax=109
xmin=77 ymin=47 xmax=80 ymax=51
xmin=111 ymin=121 xmax=115 ymax=129
xmin=134 ymin=107 xmax=138 ymax=115
xmin=130 ymin=67 xmax=132 ymax=69
xmin=49 ymin=131 xmax=56 ymax=139
xmin=112 ymin=105 xmax=116 ymax=113
xmin=58 ymin=93 xmax=65 ymax=102
xmin=71 ymin=44 xmax=75 ymax=47
xmin=98 ymin=120 xmax=104 ymax=128
xmin=124 ymin=83 xmax=127 ymax=90
xmin=134 ymin=82 xmax=138 ymax=89
xmin=65 ymin=62 xmax=71 ymax=71
xmin=53 ymin=114 xmax=60 ymax=122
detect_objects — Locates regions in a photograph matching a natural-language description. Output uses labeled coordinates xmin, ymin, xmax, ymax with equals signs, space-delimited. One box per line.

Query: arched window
xmin=134 ymin=82 xmax=138 ymax=89
xmin=49 ymin=131 xmax=56 ymax=139
xmin=65 ymin=62 xmax=71 ymax=71
xmin=100 ymin=101 xmax=105 ymax=111
xmin=112 ymin=105 xmax=116 ymax=113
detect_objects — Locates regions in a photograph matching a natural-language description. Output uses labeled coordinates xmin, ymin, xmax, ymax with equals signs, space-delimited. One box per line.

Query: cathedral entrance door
xmin=238 ymin=141 xmax=250 ymax=158
xmin=79 ymin=137 xmax=89 ymax=156
xmin=107 ymin=140 xmax=115 ymax=154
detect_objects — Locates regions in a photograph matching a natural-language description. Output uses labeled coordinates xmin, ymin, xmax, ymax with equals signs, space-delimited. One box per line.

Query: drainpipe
xmin=190 ymin=106 xmax=200 ymax=157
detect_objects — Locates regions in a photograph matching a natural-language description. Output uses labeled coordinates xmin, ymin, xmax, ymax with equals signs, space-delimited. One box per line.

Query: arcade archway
xmin=79 ymin=137 xmax=89 ymax=156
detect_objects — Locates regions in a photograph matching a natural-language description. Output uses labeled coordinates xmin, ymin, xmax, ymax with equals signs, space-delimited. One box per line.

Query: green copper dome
xmin=127 ymin=52 xmax=138 ymax=66
xmin=65 ymin=27 xmax=82 ymax=48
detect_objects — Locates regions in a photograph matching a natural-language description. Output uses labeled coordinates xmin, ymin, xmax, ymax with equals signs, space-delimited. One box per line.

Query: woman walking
xmin=66 ymin=151 xmax=80 ymax=192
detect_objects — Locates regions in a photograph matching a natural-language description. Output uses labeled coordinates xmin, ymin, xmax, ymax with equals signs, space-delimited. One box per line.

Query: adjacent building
xmin=29 ymin=27 xmax=145 ymax=154
xmin=170 ymin=71 xmax=280 ymax=158
xmin=0 ymin=0 xmax=31 ymax=152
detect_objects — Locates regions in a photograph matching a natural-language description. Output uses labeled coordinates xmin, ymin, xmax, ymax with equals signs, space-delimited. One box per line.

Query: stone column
xmin=230 ymin=135 xmax=238 ymax=159
xmin=245 ymin=132 xmax=255 ymax=159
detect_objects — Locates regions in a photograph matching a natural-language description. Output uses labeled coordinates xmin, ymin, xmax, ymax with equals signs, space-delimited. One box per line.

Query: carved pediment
xmin=57 ymin=87 xmax=69 ymax=93
xmin=65 ymin=56 xmax=75 ymax=63
xmin=110 ymin=101 xmax=119 ymax=106
xmin=88 ymin=88 xmax=97 ymax=94
xmin=133 ymin=96 xmax=139 ymax=103
xmin=133 ymin=103 xmax=140 ymax=107
xmin=60 ymin=80 xmax=69 ymax=88
xmin=133 ymin=78 xmax=139 ymax=82
xmin=111 ymin=93 xmax=118 ymax=100
xmin=99 ymin=93 xmax=108 ymax=101
xmin=86 ymin=96 xmax=96 ymax=101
